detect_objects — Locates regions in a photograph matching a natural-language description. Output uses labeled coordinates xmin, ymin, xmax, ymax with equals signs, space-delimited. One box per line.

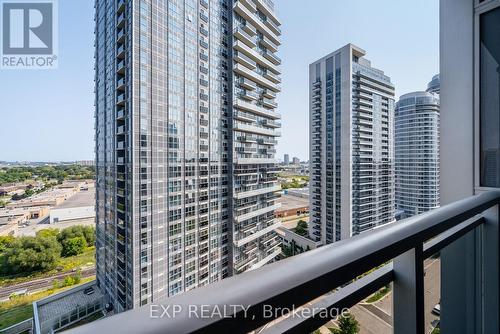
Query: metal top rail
xmin=66 ymin=191 xmax=500 ymax=334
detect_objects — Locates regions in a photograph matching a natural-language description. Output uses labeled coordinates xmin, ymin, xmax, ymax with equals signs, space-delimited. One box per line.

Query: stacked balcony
xmin=262 ymin=49 xmax=281 ymax=65
xmin=234 ymin=26 xmax=256 ymax=48
xmin=117 ymin=0 xmax=125 ymax=14
xmin=232 ymin=0 xmax=282 ymax=273
xmin=237 ymin=77 xmax=257 ymax=90
xmin=234 ymin=110 xmax=257 ymax=122
xmin=260 ymin=97 xmax=277 ymax=108
xmin=236 ymin=88 xmax=258 ymax=101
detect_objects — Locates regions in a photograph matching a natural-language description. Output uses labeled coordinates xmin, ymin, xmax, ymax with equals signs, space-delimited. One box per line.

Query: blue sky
xmin=0 ymin=0 xmax=438 ymax=162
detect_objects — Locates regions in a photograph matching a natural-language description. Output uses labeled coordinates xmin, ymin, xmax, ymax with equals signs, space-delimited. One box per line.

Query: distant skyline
xmin=0 ymin=0 xmax=438 ymax=162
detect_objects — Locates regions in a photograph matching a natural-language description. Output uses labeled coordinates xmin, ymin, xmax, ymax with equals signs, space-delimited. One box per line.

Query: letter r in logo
xmin=2 ymin=2 xmax=53 ymax=55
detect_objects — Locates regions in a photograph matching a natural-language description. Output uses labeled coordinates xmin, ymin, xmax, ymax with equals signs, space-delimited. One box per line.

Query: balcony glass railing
xmin=199 ymin=12 xmax=208 ymax=23
xmin=69 ymin=192 xmax=500 ymax=333
xmin=234 ymin=26 xmax=256 ymax=46
xmin=117 ymin=0 xmax=125 ymax=13
xmin=116 ymin=29 xmax=125 ymax=44
xmin=236 ymin=88 xmax=259 ymax=100
xmin=70 ymin=192 xmax=500 ymax=334
xmin=261 ymin=97 xmax=277 ymax=108
xmin=234 ymin=110 xmax=257 ymax=121
xmin=262 ymin=49 xmax=281 ymax=65
xmin=116 ymin=45 xmax=125 ymax=59
xmin=234 ymin=50 xmax=257 ymax=69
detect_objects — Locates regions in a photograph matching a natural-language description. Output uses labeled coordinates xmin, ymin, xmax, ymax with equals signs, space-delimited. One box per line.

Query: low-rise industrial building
xmin=6 ymin=189 xmax=75 ymax=208
xmin=6 ymin=181 xmax=89 ymax=209
xmin=0 ymin=206 xmax=50 ymax=236
xmin=49 ymin=185 xmax=95 ymax=224
xmin=0 ymin=217 xmax=20 ymax=236
xmin=275 ymin=194 xmax=309 ymax=218
xmin=0 ymin=181 xmax=44 ymax=196
xmin=0 ymin=206 xmax=50 ymax=220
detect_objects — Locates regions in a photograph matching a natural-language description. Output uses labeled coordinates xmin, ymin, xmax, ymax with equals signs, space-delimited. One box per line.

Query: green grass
xmin=365 ymin=286 xmax=391 ymax=303
xmin=58 ymin=247 xmax=95 ymax=271
xmin=431 ymin=327 xmax=440 ymax=334
xmin=0 ymin=304 xmax=32 ymax=330
xmin=0 ymin=247 xmax=95 ymax=287
xmin=0 ymin=276 xmax=95 ymax=330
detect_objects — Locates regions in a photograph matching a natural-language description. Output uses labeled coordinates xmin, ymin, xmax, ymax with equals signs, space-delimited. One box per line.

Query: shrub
xmin=61 ymin=236 xmax=86 ymax=257
xmin=58 ymin=226 xmax=95 ymax=248
xmin=0 ymin=236 xmax=62 ymax=275
xmin=0 ymin=236 xmax=15 ymax=253
xmin=294 ymin=220 xmax=309 ymax=237
xmin=330 ymin=314 xmax=360 ymax=334
xmin=36 ymin=228 xmax=59 ymax=239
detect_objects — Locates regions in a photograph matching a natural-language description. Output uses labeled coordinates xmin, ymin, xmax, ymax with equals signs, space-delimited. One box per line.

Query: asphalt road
xmin=350 ymin=305 xmax=392 ymax=334
xmin=368 ymin=258 xmax=441 ymax=333
xmin=0 ymin=268 xmax=95 ymax=300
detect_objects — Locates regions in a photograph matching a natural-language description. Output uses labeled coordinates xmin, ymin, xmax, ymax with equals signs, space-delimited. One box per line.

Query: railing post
xmin=393 ymin=245 xmax=424 ymax=334
xmin=480 ymin=204 xmax=500 ymax=333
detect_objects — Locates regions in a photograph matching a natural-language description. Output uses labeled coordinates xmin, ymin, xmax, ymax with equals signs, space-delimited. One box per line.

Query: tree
xmin=36 ymin=228 xmax=59 ymax=239
xmin=330 ymin=314 xmax=360 ymax=334
xmin=280 ymin=244 xmax=293 ymax=257
xmin=294 ymin=220 xmax=309 ymax=237
xmin=81 ymin=226 xmax=96 ymax=247
xmin=61 ymin=236 xmax=86 ymax=257
xmin=57 ymin=226 xmax=95 ymax=247
xmin=60 ymin=273 xmax=82 ymax=287
xmin=0 ymin=236 xmax=15 ymax=253
xmin=23 ymin=189 xmax=34 ymax=197
xmin=0 ymin=236 xmax=62 ymax=275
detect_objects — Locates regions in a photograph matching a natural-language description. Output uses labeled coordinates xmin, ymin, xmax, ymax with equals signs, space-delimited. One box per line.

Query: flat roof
xmin=55 ymin=187 xmax=95 ymax=209
xmin=0 ymin=217 xmax=18 ymax=225
xmin=37 ymin=281 xmax=103 ymax=324
xmin=287 ymin=187 xmax=309 ymax=195
xmin=0 ymin=206 xmax=49 ymax=218
xmin=8 ymin=188 xmax=76 ymax=206
xmin=276 ymin=194 xmax=309 ymax=212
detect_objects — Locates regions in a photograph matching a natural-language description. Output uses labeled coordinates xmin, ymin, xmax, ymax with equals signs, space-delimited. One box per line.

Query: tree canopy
xmin=0 ymin=236 xmax=62 ymax=275
xmin=0 ymin=225 xmax=95 ymax=276
xmin=61 ymin=236 xmax=87 ymax=257
xmin=57 ymin=226 xmax=95 ymax=247
xmin=0 ymin=165 xmax=95 ymax=185
xmin=294 ymin=220 xmax=309 ymax=237
xmin=330 ymin=314 xmax=360 ymax=334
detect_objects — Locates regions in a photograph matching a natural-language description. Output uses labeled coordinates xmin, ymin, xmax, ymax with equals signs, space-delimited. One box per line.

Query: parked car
xmin=432 ymin=303 xmax=441 ymax=316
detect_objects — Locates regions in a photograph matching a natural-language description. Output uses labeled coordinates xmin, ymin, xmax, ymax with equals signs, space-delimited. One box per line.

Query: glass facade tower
xmin=95 ymin=0 xmax=281 ymax=312
xmin=309 ymin=44 xmax=395 ymax=245
xmin=395 ymin=81 xmax=440 ymax=219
